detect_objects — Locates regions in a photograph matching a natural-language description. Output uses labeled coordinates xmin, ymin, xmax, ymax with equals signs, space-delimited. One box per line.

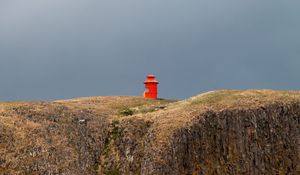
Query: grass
xmin=102 ymin=120 xmax=121 ymax=175
xmin=104 ymin=120 xmax=120 ymax=155
xmin=104 ymin=168 xmax=120 ymax=175
xmin=190 ymin=91 xmax=236 ymax=105
xmin=118 ymin=108 xmax=134 ymax=116
xmin=2 ymin=90 xmax=300 ymax=174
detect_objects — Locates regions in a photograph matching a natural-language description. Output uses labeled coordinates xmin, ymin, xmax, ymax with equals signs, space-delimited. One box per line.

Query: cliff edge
xmin=1 ymin=90 xmax=300 ymax=175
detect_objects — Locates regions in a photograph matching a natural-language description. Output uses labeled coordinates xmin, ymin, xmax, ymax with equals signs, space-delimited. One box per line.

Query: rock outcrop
xmin=1 ymin=90 xmax=300 ymax=175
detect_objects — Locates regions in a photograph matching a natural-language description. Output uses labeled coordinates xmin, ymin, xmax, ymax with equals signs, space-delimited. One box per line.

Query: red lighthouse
xmin=144 ymin=75 xmax=159 ymax=99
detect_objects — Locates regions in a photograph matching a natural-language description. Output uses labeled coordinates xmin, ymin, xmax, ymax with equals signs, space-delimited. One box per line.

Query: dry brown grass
xmin=125 ymin=90 xmax=300 ymax=149
xmin=1 ymin=90 xmax=300 ymax=174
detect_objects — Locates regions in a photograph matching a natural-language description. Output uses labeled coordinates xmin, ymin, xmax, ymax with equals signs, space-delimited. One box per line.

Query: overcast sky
xmin=0 ymin=0 xmax=300 ymax=101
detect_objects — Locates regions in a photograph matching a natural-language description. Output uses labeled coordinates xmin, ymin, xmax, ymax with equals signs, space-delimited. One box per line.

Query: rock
xmin=1 ymin=91 xmax=300 ymax=174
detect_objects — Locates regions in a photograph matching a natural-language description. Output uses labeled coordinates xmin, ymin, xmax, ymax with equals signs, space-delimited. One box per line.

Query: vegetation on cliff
xmin=1 ymin=90 xmax=300 ymax=174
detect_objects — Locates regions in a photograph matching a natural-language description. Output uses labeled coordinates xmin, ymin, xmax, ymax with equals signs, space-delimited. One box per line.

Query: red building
xmin=144 ymin=75 xmax=159 ymax=99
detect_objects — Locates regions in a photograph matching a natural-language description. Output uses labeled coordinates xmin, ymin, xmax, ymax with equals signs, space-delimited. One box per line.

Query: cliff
xmin=1 ymin=90 xmax=300 ymax=175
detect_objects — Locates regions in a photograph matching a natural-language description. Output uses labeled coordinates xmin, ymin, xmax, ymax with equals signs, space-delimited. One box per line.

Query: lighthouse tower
xmin=143 ymin=75 xmax=159 ymax=99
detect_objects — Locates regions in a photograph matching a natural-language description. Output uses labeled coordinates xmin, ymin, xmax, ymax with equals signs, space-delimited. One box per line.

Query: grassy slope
xmin=123 ymin=90 xmax=300 ymax=146
xmin=0 ymin=96 xmax=174 ymax=174
xmin=1 ymin=90 xmax=300 ymax=174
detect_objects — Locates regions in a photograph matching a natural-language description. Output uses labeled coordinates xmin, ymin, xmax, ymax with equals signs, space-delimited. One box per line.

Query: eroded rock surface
xmin=1 ymin=90 xmax=300 ymax=175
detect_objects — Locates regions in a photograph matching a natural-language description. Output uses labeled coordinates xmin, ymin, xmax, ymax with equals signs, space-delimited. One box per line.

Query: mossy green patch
xmin=190 ymin=91 xmax=234 ymax=105
xmin=118 ymin=108 xmax=134 ymax=116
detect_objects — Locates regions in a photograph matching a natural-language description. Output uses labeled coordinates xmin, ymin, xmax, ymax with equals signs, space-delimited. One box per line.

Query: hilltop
xmin=1 ymin=90 xmax=300 ymax=174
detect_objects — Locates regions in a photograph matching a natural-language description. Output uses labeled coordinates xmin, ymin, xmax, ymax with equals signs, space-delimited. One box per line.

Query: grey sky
xmin=0 ymin=0 xmax=300 ymax=100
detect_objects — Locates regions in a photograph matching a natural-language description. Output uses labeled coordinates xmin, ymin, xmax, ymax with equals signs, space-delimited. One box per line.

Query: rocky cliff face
xmin=1 ymin=90 xmax=300 ymax=175
xmin=158 ymin=103 xmax=300 ymax=175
